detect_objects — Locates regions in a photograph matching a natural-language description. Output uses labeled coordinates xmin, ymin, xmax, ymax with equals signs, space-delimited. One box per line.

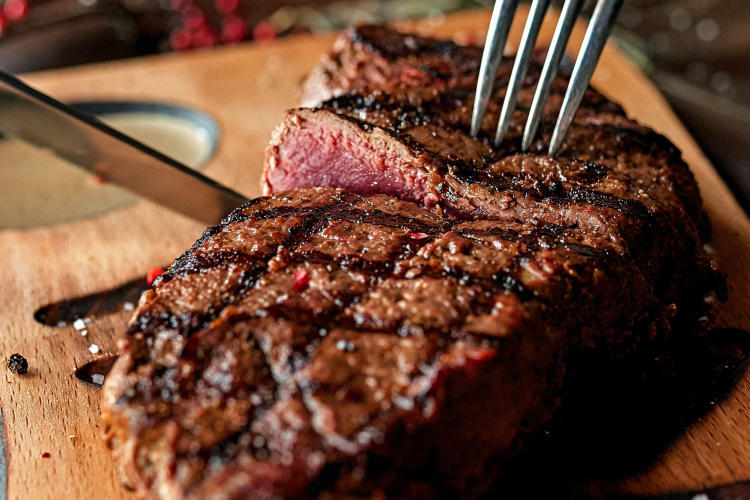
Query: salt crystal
xmin=91 ymin=374 xmax=105 ymax=385
xmin=393 ymin=396 xmax=414 ymax=410
xmin=123 ymin=302 xmax=135 ymax=312
xmin=73 ymin=319 xmax=86 ymax=330
xmin=80 ymin=330 xmax=87 ymax=337
xmin=88 ymin=344 xmax=100 ymax=354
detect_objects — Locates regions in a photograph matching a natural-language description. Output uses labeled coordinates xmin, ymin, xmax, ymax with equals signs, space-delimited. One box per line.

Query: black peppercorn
xmin=8 ymin=354 xmax=28 ymax=375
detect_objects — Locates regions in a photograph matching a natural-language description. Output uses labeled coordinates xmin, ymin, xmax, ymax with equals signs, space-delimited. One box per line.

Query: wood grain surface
xmin=1 ymin=7 xmax=750 ymax=500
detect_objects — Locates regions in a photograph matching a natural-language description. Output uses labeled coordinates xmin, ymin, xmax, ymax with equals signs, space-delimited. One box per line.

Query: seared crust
xmin=103 ymin=188 xmax=667 ymax=500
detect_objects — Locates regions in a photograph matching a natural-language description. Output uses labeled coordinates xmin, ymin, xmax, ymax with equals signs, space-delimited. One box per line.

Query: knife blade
xmin=0 ymin=69 xmax=249 ymax=225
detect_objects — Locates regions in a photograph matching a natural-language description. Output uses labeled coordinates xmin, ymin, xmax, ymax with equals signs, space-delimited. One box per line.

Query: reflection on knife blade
xmin=0 ymin=69 xmax=248 ymax=225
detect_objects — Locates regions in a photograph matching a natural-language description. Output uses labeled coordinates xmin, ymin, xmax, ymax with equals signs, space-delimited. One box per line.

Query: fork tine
xmin=548 ymin=0 xmax=624 ymax=155
xmin=495 ymin=0 xmax=552 ymax=146
xmin=470 ymin=0 xmax=521 ymax=138
xmin=521 ymin=0 xmax=584 ymax=151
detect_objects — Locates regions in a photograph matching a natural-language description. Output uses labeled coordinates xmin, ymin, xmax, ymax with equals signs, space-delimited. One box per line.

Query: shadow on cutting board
xmin=497 ymin=327 xmax=750 ymax=500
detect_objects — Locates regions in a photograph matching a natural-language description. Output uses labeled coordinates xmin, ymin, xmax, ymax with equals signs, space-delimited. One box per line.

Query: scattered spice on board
xmin=73 ymin=318 xmax=88 ymax=336
xmin=147 ymin=267 xmax=165 ymax=286
xmin=41 ymin=452 xmax=50 ymax=458
xmin=293 ymin=269 xmax=310 ymax=291
xmin=7 ymin=353 xmax=28 ymax=374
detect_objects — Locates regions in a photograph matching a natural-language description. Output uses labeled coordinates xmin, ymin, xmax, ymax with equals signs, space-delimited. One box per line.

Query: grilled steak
xmin=265 ymin=25 xmax=721 ymax=314
xmin=103 ymin=25 xmax=725 ymax=500
xmin=103 ymin=188 xmax=669 ymax=500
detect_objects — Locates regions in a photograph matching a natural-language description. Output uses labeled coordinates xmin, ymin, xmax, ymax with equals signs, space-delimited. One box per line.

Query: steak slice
xmin=301 ymin=24 xmax=484 ymax=107
xmin=265 ymin=94 xmax=719 ymax=312
xmin=265 ymin=26 xmax=722 ymax=313
xmin=285 ymin=25 xmax=705 ymax=238
xmin=103 ymin=188 xmax=665 ymax=500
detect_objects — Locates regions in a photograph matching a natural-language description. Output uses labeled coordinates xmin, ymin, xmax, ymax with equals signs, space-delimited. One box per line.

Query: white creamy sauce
xmin=98 ymin=112 xmax=214 ymax=168
xmin=0 ymin=111 xmax=215 ymax=230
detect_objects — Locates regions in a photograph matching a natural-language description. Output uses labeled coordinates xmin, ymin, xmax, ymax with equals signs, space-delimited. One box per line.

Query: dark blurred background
xmin=0 ymin=0 xmax=748 ymax=211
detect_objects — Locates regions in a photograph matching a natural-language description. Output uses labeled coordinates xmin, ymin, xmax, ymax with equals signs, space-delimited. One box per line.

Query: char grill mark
xmin=348 ymin=25 xmax=482 ymax=65
xmin=322 ymin=84 xmax=628 ymax=137
xmin=243 ymin=205 xmax=441 ymax=235
xmin=443 ymin=165 xmax=652 ymax=221
xmin=103 ymin=188 xmax=663 ymax=500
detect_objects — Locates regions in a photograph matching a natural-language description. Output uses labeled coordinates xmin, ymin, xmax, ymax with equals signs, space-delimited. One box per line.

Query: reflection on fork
xmin=471 ymin=0 xmax=624 ymax=155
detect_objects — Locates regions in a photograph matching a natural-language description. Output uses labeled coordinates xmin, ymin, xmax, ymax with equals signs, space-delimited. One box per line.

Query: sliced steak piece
xmin=280 ymin=24 xmax=704 ymax=233
xmin=301 ymin=24 xmax=485 ymax=107
xmin=103 ymin=188 xmax=665 ymax=500
xmin=264 ymin=86 xmax=721 ymax=309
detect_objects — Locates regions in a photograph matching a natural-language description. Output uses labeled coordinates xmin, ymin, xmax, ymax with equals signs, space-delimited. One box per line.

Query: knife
xmin=0 ymin=69 xmax=249 ymax=225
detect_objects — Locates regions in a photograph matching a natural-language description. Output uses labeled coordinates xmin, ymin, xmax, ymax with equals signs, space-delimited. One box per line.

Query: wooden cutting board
xmin=2 ymin=7 xmax=750 ymax=500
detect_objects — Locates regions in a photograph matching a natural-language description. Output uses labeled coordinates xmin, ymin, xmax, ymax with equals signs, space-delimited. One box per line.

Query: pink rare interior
xmin=265 ymin=114 xmax=438 ymax=208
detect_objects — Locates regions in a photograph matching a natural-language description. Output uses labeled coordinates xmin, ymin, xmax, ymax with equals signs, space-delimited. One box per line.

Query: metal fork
xmin=470 ymin=0 xmax=624 ymax=155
